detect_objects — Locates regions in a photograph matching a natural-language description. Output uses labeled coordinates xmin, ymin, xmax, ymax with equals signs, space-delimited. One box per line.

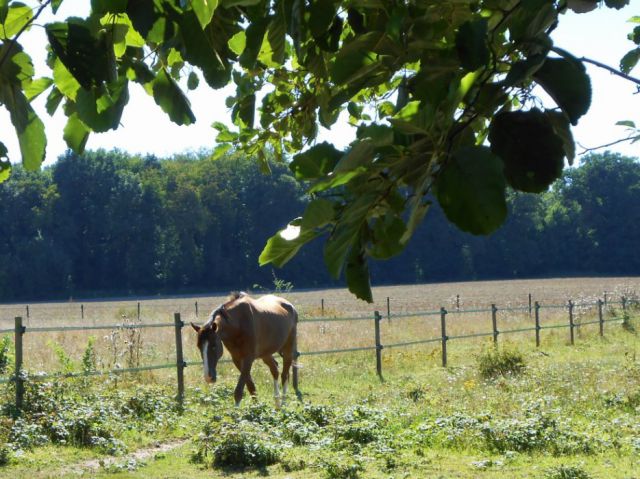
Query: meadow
xmin=0 ymin=277 xmax=639 ymax=478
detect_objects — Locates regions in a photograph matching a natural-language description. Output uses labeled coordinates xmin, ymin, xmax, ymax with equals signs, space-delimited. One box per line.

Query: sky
xmin=1 ymin=1 xmax=638 ymax=167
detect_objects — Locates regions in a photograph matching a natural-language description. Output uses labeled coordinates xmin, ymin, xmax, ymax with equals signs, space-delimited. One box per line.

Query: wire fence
xmin=0 ymin=297 xmax=635 ymax=410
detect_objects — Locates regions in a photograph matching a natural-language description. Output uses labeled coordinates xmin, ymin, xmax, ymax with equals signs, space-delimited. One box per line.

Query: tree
xmin=0 ymin=0 xmax=637 ymax=301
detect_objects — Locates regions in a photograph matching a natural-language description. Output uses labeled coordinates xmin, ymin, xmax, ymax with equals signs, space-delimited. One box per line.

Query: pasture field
xmin=0 ymin=277 xmax=639 ymax=479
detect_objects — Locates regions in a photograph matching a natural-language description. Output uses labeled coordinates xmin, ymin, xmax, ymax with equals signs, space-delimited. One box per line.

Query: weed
xmin=82 ymin=337 xmax=97 ymax=374
xmin=48 ymin=341 xmax=74 ymax=374
xmin=478 ymin=347 xmax=526 ymax=379
xmin=0 ymin=335 xmax=11 ymax=374
xmin=544 ymin=465 xmax=592 ymax=479
xmin=322 ymin=455 xmax=363 ymax=479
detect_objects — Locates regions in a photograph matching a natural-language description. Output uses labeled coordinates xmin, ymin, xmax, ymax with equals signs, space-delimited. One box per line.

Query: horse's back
xmin=248 ymin=295 xmax=296 ymax=357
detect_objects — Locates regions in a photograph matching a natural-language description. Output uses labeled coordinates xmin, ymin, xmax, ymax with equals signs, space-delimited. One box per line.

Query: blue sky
xmin=1 ymin=1 xmax=638 ymax=166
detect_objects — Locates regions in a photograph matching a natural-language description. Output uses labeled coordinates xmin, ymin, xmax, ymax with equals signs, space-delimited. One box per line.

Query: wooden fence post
xmin=81 ymin=304 xmax=84 ymax=320
xmin=568 ymin=300 xmax=575 ymax=345
xmin=534 ymin=301 xmax=541 ymax=347
xmin=386 ymin=297 xmax=391 ymax=322
xmin=195 ymin=301 xmax=199 ymax=318
xmin=137 ymin=302 xmax=141 ymax=321
xmin=597 ymin=299 xmax=604 ymax=337
xmin=440 ymin=307 xmax=448 ymax=367
xmin=321 ymin=298 xmax=324 ymax=316
xmin=174 ymin=313 xmax=185 ymax=408
xmin=528 ymin=293 xmax=532 ymax=318
xmin=622 ymin=296 xmax=627 ymax=313
xmin=491 ymin=304 xmax=498 ymax=346
xmin=14 ymin=317 xmax=25 ymax=412
xmin=603 ymin=291 xmax=608 ymax=306
xmin=25 ymin=305 xmax=29 ymax=321
xmin=374 ymin=311 xmax=383 ymax=379
xmin=456 ymin=295 xmax=460 ymax=311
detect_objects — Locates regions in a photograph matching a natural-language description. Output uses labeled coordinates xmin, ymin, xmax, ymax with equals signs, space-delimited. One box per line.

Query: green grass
xmin=0 ymin=318 xmax=639 ymax=479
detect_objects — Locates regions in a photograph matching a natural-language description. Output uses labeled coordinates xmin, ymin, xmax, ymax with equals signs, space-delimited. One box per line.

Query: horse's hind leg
xmin=262 ymin=355 xmax=281 ymax=408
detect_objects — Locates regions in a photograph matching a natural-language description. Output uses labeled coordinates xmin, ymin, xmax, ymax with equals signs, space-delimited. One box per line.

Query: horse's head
xmin=191 ymin=315 xmax=224 ymax=383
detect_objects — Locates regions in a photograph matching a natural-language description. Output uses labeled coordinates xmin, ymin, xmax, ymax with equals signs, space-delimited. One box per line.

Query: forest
xmin=0 ymin=150 xmax=638 ymax=301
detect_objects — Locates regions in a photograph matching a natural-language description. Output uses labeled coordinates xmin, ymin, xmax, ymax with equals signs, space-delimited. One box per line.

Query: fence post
xmin=137 ymin=302 xmax=141 ymax=322
xmin=568 ymin=300 xmax=575 ymax=345
xmin=195 ymin=301 xmax=199 ymax=318
xmin=597 ymin=299 xmax=604 ymax=337
xmin=534 ymin=301 xmax=541 ymax=347
xmin=25 ymin=305 xmax=29 ymax=321
xmin=456 ymin=295 xmax=460 ymax=311
xmin=386 ymin=297 xmax=391 ymax=323
xmin=374 ymin=311 xmax=383 ymax=379
xmin=81 ymin=304 xmax=84 ymax=320
xmin=321 ymin=298 xmax=324 ymax=316
xmin=528 ymin=293 xmax=532 ymax=318
xmin=173 ymin=313 xmax=185 ymax=408
xmin=603 ymin=291 xmax=608 ymax=306
xmin=14 ymin=317 xmax=25 ymax=412
xmin=440 ymin=307 xmax=448 ymax=367
xmin=622 ymin=296 xmax=627 ymax=313
xmin=491 ymin=304 xmax=499 ymax=346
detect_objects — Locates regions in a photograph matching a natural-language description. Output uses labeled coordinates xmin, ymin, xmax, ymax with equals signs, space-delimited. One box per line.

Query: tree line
xmin=0 ymin=150 xmax=638 ymax=301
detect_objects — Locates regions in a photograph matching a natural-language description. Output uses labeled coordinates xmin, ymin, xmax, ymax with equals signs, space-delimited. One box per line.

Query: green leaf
xmin=356 ymin=124 xmax=394 ymax=147
xmin=301 ymin=198 xmax=335 ymax=230
xmin=24 ymin=77 xmax=53 ymax=101
xmin=63 ymin=113 xmax=90 ymax=153
xmin=455 ymin=18 xmax=489 ymax=72
xmin=46 ymin=20 xmax=111 ymax=89
xmin=334 ymin=140 xmax=374 ymax=173
xmin=289 ymin=142 xmax=342 ymax=180
xmin=259 ymin=226 xmax=319 ymax=267
xmin=239 ymin=17 xmax=269 ymax=69
xmin=0 ymin=84 xmax=46 ymax=170
xmin=190 ymin=0 xmax=219 ymax=29
xmin=152 ymin=69 xmax=196 ymax=126
xmin=0 ymin=3 xmax=32 ymax=38
xmin=76 ymin=78 xmax=129 ymax=132
xmin=0 ymin=141 xmax=10 ymax=182
xmin=489 ymin=109 xmax=565 ymax=193
xmin=0 ymin=0 xmax=7 ymax=24
xmin=533 ymin=53 xmax=591 ymax=125
xmin=187 ymin=71 xmax=199 ymax=90
xmin=51 ymin=0 xmax=64 ymax=14
xmin=545 ymin=110 xmax=576 ymax=165
xmin=370 ymin=214 xmax=406 ymax=259
xmin=435 ymin=146 xmax=507 ymax=235
xmin=265 ymin=8 xmax=286 ymax=66
xmin=52 ymin=57 xmax=80 ymax=100
xmin=620 ymin=48 xmax=640 ymax=74
xmin=228 ymin=31 xmax=246 ymax=55
xmin=345 ymin=245 xmax=372 ymax=303
xmin=616 ymin=120 xmax=636 ymax=128
xmin=45 ymin=87 xmax=63 ymax=115
xmin=329 ymin=32 xmax=382 ymax=85
xmin=604 ymin=0 xmax=630 ymax=9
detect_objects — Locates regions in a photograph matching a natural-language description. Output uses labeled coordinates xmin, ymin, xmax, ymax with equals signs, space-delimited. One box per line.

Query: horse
xmin=191 ymin=292 xmax=299 ymax=407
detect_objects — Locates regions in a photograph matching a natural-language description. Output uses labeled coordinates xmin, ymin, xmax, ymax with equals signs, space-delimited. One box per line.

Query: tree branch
xmin=0 ymin=0 xmax=52 ymax=70
xmin=578 ymin=135 xmax=640 ymax=155
xmin=551 ymin=47 xmax=640 ymax=87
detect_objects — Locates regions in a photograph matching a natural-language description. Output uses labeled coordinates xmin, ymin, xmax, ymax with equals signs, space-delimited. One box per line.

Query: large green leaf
xmin=0 ymin=84 xmax=46 ymax=170
xmin=76 ymin=78 xmax=130 ymax=132
xmin=345 ymin=245 xmax=372 ymax=303
xmin=370 ymin=214 xmax=406 ymax=259
xmin=489 ymin=109 xmax=565 ymax=193
xmin=190 ymin=0 xmax=219 ymax=29
xmin=24 ymin=77 xmax=53 ymax=101
xmin=289 ymin=142 xmax=342 ymax=180
xmin=329 ymin=32 xmax=382 ymax=85
xmin=259 ymin=225 xmax=319 ymax=267
xmin=455 ymin=18 xmax=489 ymax=72
xmin=301 ymin=198 xmax=335 ymax=230
xmin=152 ymin=69 xmax=195 ymax=125
xmin=435 ymin=146 xmax=507 ymax=235
xmin=620 ymin=48 xmax=640 ymax=74
xmin=533 ymin=53 xmax=591 ymax=126
xmin=0 ymin=3 xmax=32 ymax=38
xmin=63 ymin=112 xmax=90 ymax=153
xmin=0 ymin=0 xmax=7 ymax=24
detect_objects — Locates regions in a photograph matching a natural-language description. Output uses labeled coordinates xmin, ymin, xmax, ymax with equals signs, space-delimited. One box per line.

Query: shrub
xmin=195 ymin=422 xmax=280 ymax=469
xmin=478 ymin=347 xmax=526 ymax=379
xmin=322 ymin=456 xmax=363 ymax=479
xmin=544 ymin=465 xmax=592 ymax=479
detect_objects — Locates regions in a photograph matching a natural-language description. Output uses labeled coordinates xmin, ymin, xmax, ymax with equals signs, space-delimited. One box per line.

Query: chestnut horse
xmin=191 ymin=292 xmax=299 ymax=406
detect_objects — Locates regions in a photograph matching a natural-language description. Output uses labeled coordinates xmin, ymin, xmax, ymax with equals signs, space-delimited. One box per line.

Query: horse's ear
xmin=190 ymin=322 xmax=201 ymax=333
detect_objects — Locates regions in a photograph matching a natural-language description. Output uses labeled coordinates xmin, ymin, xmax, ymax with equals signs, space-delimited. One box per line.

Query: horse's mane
xmin=203 ymin=292 xmax=248 ymax=328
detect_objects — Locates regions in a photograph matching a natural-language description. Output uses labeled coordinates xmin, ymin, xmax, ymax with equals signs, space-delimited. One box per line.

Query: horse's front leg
xmin=234 ymin=358 xmax=256 ymax=406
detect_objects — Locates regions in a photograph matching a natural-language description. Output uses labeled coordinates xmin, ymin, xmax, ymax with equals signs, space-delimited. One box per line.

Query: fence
xmin=0 ymin=297 xmax=634 ymax=412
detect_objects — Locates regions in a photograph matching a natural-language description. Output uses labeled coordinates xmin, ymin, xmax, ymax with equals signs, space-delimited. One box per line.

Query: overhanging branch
xmin=551 ymin=47 xmax=640 ymax=87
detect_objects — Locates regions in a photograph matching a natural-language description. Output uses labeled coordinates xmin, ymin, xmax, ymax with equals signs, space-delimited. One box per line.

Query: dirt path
xmin=63 ymin=438 xmax=189 ymax=475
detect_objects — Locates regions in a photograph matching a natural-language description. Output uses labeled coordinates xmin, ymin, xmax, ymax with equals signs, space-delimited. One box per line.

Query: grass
xmin=0 ymin=278 xmax=639 ymax=478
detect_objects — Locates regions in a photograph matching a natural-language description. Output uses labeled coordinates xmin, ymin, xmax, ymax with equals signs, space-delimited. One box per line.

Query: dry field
xmin=0 ymin=276 xmax=638 ymax=384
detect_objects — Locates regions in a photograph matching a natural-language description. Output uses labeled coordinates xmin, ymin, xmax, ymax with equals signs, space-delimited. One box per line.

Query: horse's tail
xmin=289 ymin=304 xmax=301 ymax=395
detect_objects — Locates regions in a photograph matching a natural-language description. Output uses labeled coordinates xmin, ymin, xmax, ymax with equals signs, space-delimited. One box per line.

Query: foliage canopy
xmin=0 ymin=0 xmax=636 ymax=300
